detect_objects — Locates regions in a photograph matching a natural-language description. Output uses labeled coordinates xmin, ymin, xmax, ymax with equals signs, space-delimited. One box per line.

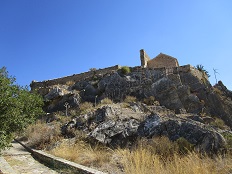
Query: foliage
xmin=222 ymin=132 xmax=232 ymax=149
xmin=196 ymin=64 xmax=210 ymax=77
xmin=210 ymin=118 xmax=226 ymax=129
xmin=121 ymin=66 xmax=131 ymax=75
xmin=175 ymin=137 xmax=194 ymax=154
xmin=0 ymin=67 xmax=44 ymax=151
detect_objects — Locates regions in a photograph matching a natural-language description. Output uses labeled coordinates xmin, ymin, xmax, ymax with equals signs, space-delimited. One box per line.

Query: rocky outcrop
xmin=44 ymin=86 xmax=81 ymax=112
xmin=37 ymin=66 xmax=232 ymax=128
xmin=138 ymin=114 xmax=226 ymax=154
xmin=61 ymin=104 xmax=229 ymax=153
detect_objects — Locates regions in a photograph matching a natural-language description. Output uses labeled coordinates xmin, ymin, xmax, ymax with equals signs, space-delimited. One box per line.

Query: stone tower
xmin=140 ymin=49 xmax=150 ymax=68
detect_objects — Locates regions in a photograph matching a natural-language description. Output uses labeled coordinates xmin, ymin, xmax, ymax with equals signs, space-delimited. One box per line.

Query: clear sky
xmin=1 ymin=0 xmax=232 ymax=89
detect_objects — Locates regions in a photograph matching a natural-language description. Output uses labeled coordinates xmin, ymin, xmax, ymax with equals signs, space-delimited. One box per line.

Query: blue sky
xmin=0 ymin=0 xmax=232 ymax=89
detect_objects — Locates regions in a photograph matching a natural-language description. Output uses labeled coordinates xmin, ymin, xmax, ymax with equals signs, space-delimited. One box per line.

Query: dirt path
xmin=0 ymin=141 xmax=58 ymax=174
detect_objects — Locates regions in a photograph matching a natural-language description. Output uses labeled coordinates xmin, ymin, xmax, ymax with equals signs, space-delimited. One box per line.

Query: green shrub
xmin=175 ymin=137 xmax=194 ymax=154
xmin=222 ymin=132 xmax=232 ymax=149
xmin=121 ymin=66 xmax=130 ymax=75
xmin=210 ymin=118 xmax=225 ymax=129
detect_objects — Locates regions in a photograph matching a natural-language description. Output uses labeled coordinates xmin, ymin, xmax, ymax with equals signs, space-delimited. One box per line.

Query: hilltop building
xmin=140 ymin=49 xmax=179 ymax=68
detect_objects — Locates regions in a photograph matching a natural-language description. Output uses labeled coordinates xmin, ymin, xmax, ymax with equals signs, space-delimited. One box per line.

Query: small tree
xmin=0 ymin=67 xmax=44 ymax=151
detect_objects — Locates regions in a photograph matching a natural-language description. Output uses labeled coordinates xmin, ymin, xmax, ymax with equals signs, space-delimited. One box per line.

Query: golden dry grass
xmin=117 ymin=148 xmax=232 ymax=174
xmin=50 ymin=140 xmax=112 ymax=167
xmin=79 ymin=102 xmax=94 ymax=114
xmin=101 ymin=98 xmax=113 ymax=104
xmin=49 ymin=136 xmax=232 ymax=174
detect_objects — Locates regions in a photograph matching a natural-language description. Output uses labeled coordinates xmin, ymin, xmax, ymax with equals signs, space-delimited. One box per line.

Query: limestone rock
xmin=44 ymin=87 xmax=65 ymax=100
xmin=137 ymin=114 xmax=226 ymax=153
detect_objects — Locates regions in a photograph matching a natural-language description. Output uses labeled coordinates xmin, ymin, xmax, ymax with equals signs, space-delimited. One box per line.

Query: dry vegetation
xmin=25 ymin=121 xmax=62 ymax=149
xmin=48 ymin=136 xmax=232 ymax=174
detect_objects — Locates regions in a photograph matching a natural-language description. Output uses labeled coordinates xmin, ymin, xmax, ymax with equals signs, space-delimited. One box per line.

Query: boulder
xmin=44 ymin=87 xmax=65 ymax=100
xmin=137 ymin=114 xmax=227 ymax=153
xmin=89 ymin=119 xmax=139 ymax=146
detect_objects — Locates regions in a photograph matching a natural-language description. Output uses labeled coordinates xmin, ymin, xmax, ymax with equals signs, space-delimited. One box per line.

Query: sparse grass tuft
xmin=79 ymin=102 xmax=94 ymax=114
xmin=100 ymin=98 xmax=113 ymax=105
xmin=65 ymin=80 xmax=75 ymax=86
xmin=213 ymin=87 xmax=223 ymax=96
xmin=210 ymin=118 xmax=226 ymax=129
xmin=124 ymin=96 xmax=137 ymax=103
xmin=143 ymin=96 xmax=157 ymax=105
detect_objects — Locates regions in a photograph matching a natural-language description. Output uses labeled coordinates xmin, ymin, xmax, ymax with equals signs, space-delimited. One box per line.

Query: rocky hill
xmin=31 ymin=65 xmax=232 ymax=153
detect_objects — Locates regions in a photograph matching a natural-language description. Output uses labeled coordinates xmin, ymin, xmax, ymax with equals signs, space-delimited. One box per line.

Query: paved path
xmin=0 ymin=141 xmax=58 ymax=174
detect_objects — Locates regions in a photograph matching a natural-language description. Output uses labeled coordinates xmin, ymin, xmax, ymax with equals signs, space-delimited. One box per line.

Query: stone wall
xmin=140 ymin=49 xmax=150 ymax=68
xmin=147 ymin=53 xmax=179 ymax=69
xmin=30 ymin=65 xmax=120 ymax=90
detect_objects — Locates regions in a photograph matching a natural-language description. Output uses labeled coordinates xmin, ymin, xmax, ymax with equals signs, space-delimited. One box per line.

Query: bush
xmin=222 ymin=132 xmax=232 ymax=149
xmin=210 ymin=118 xmax=226 ymax=129
xmin=175 ymin=137 xmax=194 ymax=154
xmin=25 ymin=122 xmax=61 ymax=149
xmin=121 ymin=66 xmax=130 ymax=75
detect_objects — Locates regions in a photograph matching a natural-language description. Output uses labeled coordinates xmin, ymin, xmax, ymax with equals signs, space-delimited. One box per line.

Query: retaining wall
xmin=15 ymin=140 xmax=106 ymax=174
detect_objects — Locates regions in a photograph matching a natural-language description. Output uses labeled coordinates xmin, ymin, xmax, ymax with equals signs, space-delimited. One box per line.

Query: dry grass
xmin=25 ymin=122 xmax=61 ymax=149
xmin=79 ymin=102 xmax=94 ymax=114
xmin=117 ymin=148 xmax=232 ymax=174
xmin=49 ymin=136 xmax=232 ymax=174
xmin=50 ymin=140 xmax=112 ymax=168
xmin=100 ymin=98 xmax=113 ymax=105
xmin=65 ymin=80 xmax=75 ymax=86
xmin=116 ymin=138 xmax=231 ymax=174
xmin=124 ymin=96 xmax=136 ymax=103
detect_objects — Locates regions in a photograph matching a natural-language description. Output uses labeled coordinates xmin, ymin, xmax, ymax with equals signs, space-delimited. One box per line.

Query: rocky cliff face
xmin=34 ymin=66 xmax=232 ymax=153
xmin=38 ymin=66 xmax=232 ymax=128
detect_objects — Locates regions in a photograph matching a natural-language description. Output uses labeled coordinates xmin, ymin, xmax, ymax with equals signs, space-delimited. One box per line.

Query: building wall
xmin=147 ymin=53 xmax=179 ymax=69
